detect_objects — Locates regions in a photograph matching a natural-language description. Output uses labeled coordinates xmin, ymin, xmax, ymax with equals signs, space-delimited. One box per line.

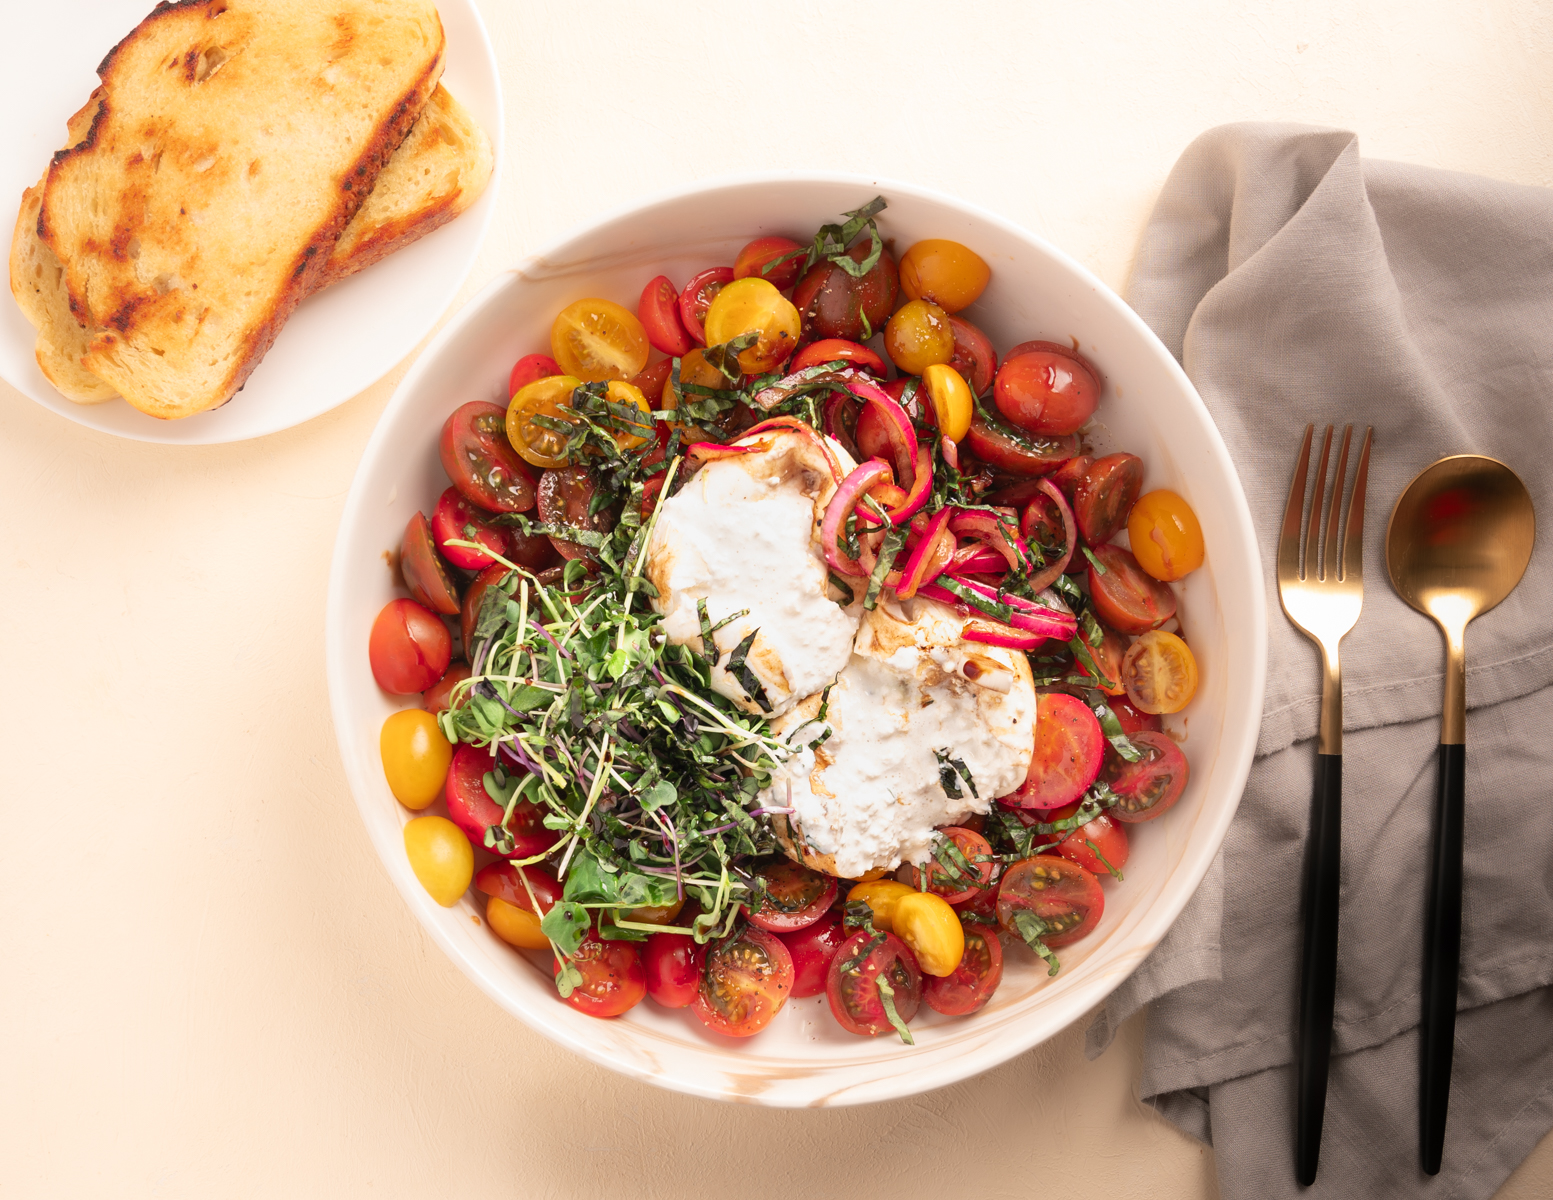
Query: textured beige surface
xmin=2 ymin=0 xmax=1551 ymax=1196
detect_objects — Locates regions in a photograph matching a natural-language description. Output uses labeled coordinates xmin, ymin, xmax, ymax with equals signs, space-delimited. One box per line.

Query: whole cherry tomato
xmin=431 ymin=486 xmax=509 ymax=571
xmin=379 ymin=708 xmax=452 ymax=810
xmin=509 ymin=353 xmax=561 ymax=398
xmin=884 ymin=299 xmax=954 ymax=375
xmin=1128 ymin=489 xmax=1205 ymax=581
xmin=792 ymin=241 xmax=899 ymax=342
xmin=899 ymin=239 xmax=990 ymax=312
xmin=369 ymin=598 xmax=451 ymax=694
xmin=777 ymin=905 xmax=848 ymax=998
xmin=404 ymin=816 xmax=473 ymax=907
xmin=994 ymin=347 xmax=1101 ymax=436
xmin=643 ymin=931 xmax=701 ymax=1008
xmin=734 ymin=235 xmax=805 ymax=291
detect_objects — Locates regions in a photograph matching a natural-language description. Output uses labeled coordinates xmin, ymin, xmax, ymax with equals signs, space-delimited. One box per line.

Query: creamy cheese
xmin=645 ymin=430 xmax=861 ymax=718
xmin=762 ymin=598 xmax=1037 ymax=877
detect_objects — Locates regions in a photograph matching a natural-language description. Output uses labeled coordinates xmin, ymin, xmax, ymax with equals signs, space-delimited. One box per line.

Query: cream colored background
xmin=3 ymin=1 xmax=1551 ymax=1196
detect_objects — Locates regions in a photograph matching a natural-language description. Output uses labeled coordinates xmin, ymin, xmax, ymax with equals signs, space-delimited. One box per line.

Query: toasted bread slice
xmin=12 ymin=83 xmax=491 ymax=405
xmin=38 ymin=0 xmax=446 ymax=420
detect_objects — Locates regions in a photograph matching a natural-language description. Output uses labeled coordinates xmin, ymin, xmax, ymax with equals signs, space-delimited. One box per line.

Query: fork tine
xmin=1323 ymin=426 xmax=1353 ymax=581
xmin=1341 ymin=426 xmax=1373 ymax=582
xmin=1305 ymin=426 xmax=1334 ymax=580
xmin=1280 ymin=424 xmax=1316 ymax=580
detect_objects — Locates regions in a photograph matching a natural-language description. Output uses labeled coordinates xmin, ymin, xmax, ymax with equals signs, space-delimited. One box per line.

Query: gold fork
xmin=1277 ymin=422 xmax=1373 ymax=1186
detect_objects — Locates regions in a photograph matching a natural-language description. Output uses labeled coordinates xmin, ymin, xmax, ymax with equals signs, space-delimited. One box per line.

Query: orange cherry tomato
xmin=506 ymin=374 xmax=584 ymax=469
xmin=899 ymin=239 xmax=990 ymax=313
xmin=1128 ymin=489 xmax=1205 ymax=581
xmin=1120 ymin=629 xmax=1199 ymax=715
xmin=734 ymin=235 xmax=805 ymax=290
xmin=702 ymin=277 xmax=801 ymax=374
xmin=550 ymin=298 xmax=650 ymax=382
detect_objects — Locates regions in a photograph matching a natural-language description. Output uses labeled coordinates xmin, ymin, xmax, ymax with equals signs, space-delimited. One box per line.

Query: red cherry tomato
xmin=556 ymin=933 xmax=646 ymax=1018
xmin=509 ymin=354 xmax=561 ymax=398
xmin=439 ymin=402 xmax=538 ymax=514
xmin=857 ymin=381 xmax=935 ymax=462
xmin=474 ymin=861 xmax=562 ymax=914
xmin=788 ymin=338 xmax=888 ymax=376
xmin=1109 ymin=696 xmax=1163 ymax=735
xmin=901 ymin=827 xmax=996 ymax=906
xmin=692 ymin=924 xmax=794 ymax=1037
xmin=1073 ymin=453 xmax=1144 ymax=546
xmin=630 ymin=358 xmax=674 ymax=407
xmin=1047 ymin=454 xmax=1093 ymax=501
xmin=792 ymin=242 xmax=899 ymax=342
xmin=826 ymin=930 xmax=923 ymax=1037
xmin=369 ymin=598 xmax=452 ymax=694
xmin=995 ymin=799 xmax=1079 ymax=847
xmin=1087 ymin=544 xmax=1177 ymax=634
xmin=638 ymin=275 xmax=693 ymax=357
xmin=400 ymin=511 xmax=460 ymax=615
xmin=445 ymin=742 xmax=559 ymax=859
xmin=923 ymin=923 xmax=1003 ymax=1016
xmin=1106 ymin=730 xmax=1190 ymax=823
xmin=537 ymin=466 xmax=616 ymax=562
xmin=997 ymin=855 xmax=1104 ymax=948
xmin=430 ymin=486 xmax=509 ymax=571
xmin=1002 ymin=692 xmax=1106 ymax=810
xmin=678 ymin=267 xmax=734 ymax=347
xmin=1057 ymin=812 xmax=1130 ymax=877
xmin=963 ymin=405 xmax=1079 ymax=476
xmin=734 ymin=235 xmax=805 ymax=291
xmin=947 ymin=315 xmax=997 ymax=395
xmin=777 ymin=905 xmax=849 ymax=999
xmin=643 ymin=931 xmax=701 ymax=1009
xmin=422 ymin=660 xmax=471 ymax=713
xmin=1075 ymin=623 xmax=1129 ymax=695
xmin=461 ymin=564 xmax=508 ymax=663
xmin=994 ymin=348 xmax=1101 ymax=437
xmin=745 ymin=858 xmax=838 ymax=933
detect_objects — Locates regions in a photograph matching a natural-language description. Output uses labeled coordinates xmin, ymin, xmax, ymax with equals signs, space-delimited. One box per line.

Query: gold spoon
xmin=1385 ymin=455 xmax=1535 ymax=1175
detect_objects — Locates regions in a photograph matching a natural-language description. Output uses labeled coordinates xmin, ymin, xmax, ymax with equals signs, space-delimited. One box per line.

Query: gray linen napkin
xmin=1086 ymin=124 xmax=1553 ymax=1198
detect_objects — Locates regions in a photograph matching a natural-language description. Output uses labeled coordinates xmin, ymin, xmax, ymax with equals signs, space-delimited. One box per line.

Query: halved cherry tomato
xmin=846 ymin=879 xmax=916 ymax=932
xmin=826 ymin=930 xmax=923 ymax=1037
xmin=792 ymin=241 xmax=899 ymax=342
xmin=789 ymin=338 xmax=888 ymax=376
xmin=922 ymin=363 xmax=974 ymax=441
xmin=630 ymin=358 xmax=674 ymax=406
xmin=1020 ymin=489 xmax=1065 ymax=552
xmin=461 ymin=564 xmax=506 ymax=661
xmin=644 ymin=931 xmax=701 ymax=1008
xmin=745 ymin=858 xmax=838 ymax=933
xmin=1057 ymin=812 xmax=1130 ymax=878
xmin=379 ymin=708 xmax=452 ymax=809
xmin=660 ymin=347 xmax=729 ymax=428
xmin=599 ymin=380 xmax=654 ymax=450
xmin=486 ymin=896 xmax=549 ymax=949
xmin=1088 ymin=543 xmax=1177 ymax=634
xmin=638 ymin=275 xmax=693 ymax=356
xmin=537 ymin=465 xmax=616 ymax=562
xmin=899 ymin=239 xmax=990 ymax=313
xmin=923 ymin=923 xmax=1003 ymax=1015
xmin=422 ymin=660 xmax=471 ymax=714
xmin=947 ymin=315 xmax=997 ymax=395
xmin=557 ymin=932 xmax=646 ymax=1018
xmin=1075 ymin=623 xmax=1129 ymax=695
xmin=369 ymin=598 xmax=452 ymax=694
xmin=693 ymin=924 xmax=794 ymax=1037
xmin=509 ymin=353 xmax=561 ymax=398
xmin=550 ymin=298 xmax=650 ymax=382
xmin=404 ymin=815 xmax=473 ymax=907
xmin=439 ymin=402 xmax=538 ymax=514
xmin=506 ymin=374 xmax=584 ymax=469
xmin=703 ymin=277 xmax=801 ymax=374
xmin=430 ymin=486 xmax=509 ymax=571
xmin=777 ymin=905 xmax=848 ymax=998
xmin=951 ymin=874 xmax=1002 ymax=926
xmin=679 ymin=267 xmax=734 ymax=346
xmin=445 ymin=742 xmax=559 ymax=859
xmin=1106 ymin=730 xmax=1190 ymax=823
xmin=400 ymin=511 xmax=460 ymax=615
xmin=884 ymin=299 xmax=954 ymax=375
xmin=475 ymin=861 xmax=562 ymax=915
xmin=901 ymin=827 xmax=995 ymax=905
xmin=994 ymin=348 xmax=1101 ymax=436
xmin=734 ymin=235 xmax=805 ymax=291
xmin=1128 ymin=489 xmax=1205 ymax=581
xmin=997 ymin=855 xmax=1104 ymax=948
xmin=1109 ymin=695 xmax=1163 ymax=735
xmin=892 ymin=891 xmax=965 ymax=977
xmin=1073 ymin=453 xmax=1144 ymax=545
xmin=1002 ymin=692 xmax=1106 ymax=810
xmin=1121 ymin=630 xmax=1199 ymax=714
xmin=1047 ymin=454 xmax=1093 ymax=500
xmin=964 ymin=405 xmax=1079 ymax=476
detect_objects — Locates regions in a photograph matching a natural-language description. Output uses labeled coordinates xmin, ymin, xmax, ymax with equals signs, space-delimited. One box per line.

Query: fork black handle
xmin=1295 ymin=751 xmax=1342 ymax=1186
xmin=1420 ymin=742 xmax=1465 ymax=1175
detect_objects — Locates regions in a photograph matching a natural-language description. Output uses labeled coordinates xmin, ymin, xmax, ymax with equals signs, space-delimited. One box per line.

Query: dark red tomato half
xmin=734 ymin=235 xmax=806 ymax=291
xmin=947 ymin=315 xmax=997 ymax=395
xmin=431 ymin=486 xmax=509 ymax=572
xmin=630 ymin=358 xmax=674 ymax=407
xmin=693 ymin=924 xmax=794 ymax=1037
xmin=643 ymin=931 xmax=701 ymax=1009
xmin=923 ymin=923 xmax=1004 ymax=1016
xmin=826 ymin=931 xmax=923 ymax=1037
xmin=1109 ymin=696 xmax=1163 ymax=735
xmin=1057 ymin=812 xmax=1130 ymax=877
xmin=509 ymin=353 xmax=561 ymax=398
xmin=964 ymin=406 xmax=1079 ymax=476
xmin=401 ymin=511 xmax=461 ymax=615
xmin=557 ymin=933 xmax=646 ymax=1018
xmin=777 ymin=905 xmax=849 ymax=999
xmin=997 ymin=855 xmax=1104 ymax=949
xmin=537 ymin=466 xmax=617 ymax=562
xmin=679 ymin=267 xmax=734 ymax=347
xmin=1087 ymin=543 xmax=1177 ymax=634
xmin=792 ymin=241 xmax=899 ymax=343
xmin=789 ymin=338 xmax=889 ymax=377
xmin=1047 ymin=454 xmax=1093 ymax=501
xmin=440 ymin=401 xmax=538 ymax=514
xmin=901 ymin=827 xmax=996 ymax=906
xmin=445 ymin=742 xmax=559 ymax=859
xmin=421 ymin=660 xmax=471 ymax=714
xmin=474 ymin=861 xmax=562 ymax=915
xmin=369 ymin=598 xmax=452 ymax=694
xmin=994 ymin=348 xmax=1101 ymax=437
xmin=1001 ymin=692 xmax=1106 ymax=810
xmin=638 ymin=275 xmax=693 ymax=357
xmin=1075 ymin=623 xmax=1129 ymax=695
xmin=745 ymin=858 xmax=838 ymax=933
xmin=1106 ymin=730 xmax=1190 ymax=823
xmin=1073 ymin=453 xmax=1144 ymax=546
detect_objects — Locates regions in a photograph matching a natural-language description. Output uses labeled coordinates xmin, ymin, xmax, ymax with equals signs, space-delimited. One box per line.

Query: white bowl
xmin=325 ymin=173 xmax=1267 ymax=1107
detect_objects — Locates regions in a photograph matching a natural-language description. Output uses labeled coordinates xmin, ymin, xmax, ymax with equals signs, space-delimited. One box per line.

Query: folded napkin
xmin=1087 ymin=124 xmax=1553 ymax=1198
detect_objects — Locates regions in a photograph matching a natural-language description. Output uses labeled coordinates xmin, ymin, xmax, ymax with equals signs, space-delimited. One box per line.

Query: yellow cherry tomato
xmin=846 ymin=879 xmax=916 ymax=932
xmin=922 ymin=362 xmax=974 ymax=442
xmin=403 ymin=815 xmax=473 ymax=907
xmin=884 ymin=299 xmax=955 ymax=375
xmin=486 ymin=894 xmax=550 ymax=950
xmin=1121 ymin=629 xmax=1200 ymax=715
xmin=379 ymin=709 xmax=452 ymax=810
xmin=507 ymin=374 xmax=584 ymax=468
xmin=899 ymin=239 xmax=991 ymax=313
xmin=621 ymin=897 xmax=686 ymax=925
xmin=892 ymin=891 xmax=966 ymax=977
xmin=551 ymin=298 xmax=650 ymax=382
xmin=602 ymin=380 xmax=654 ymax=450
xmin=702 ymin=277 xmax=801 ymax=374
xmin=1127 ymin=489 xmax=1206 ymax=581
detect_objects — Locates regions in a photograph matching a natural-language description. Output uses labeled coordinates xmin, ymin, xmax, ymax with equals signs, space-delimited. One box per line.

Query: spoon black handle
xmin=1295 ymin=751 xmax=1342 ymax=1185
xmin=1420 ymin=742 xmax=1465 ymax=1175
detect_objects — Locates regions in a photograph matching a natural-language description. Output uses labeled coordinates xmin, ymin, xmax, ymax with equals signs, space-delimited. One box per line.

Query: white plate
xmin=0 ymin=0 xmax=501 ymax=444
xmin=326 ymin=174 xmax=1268 ymax=1106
